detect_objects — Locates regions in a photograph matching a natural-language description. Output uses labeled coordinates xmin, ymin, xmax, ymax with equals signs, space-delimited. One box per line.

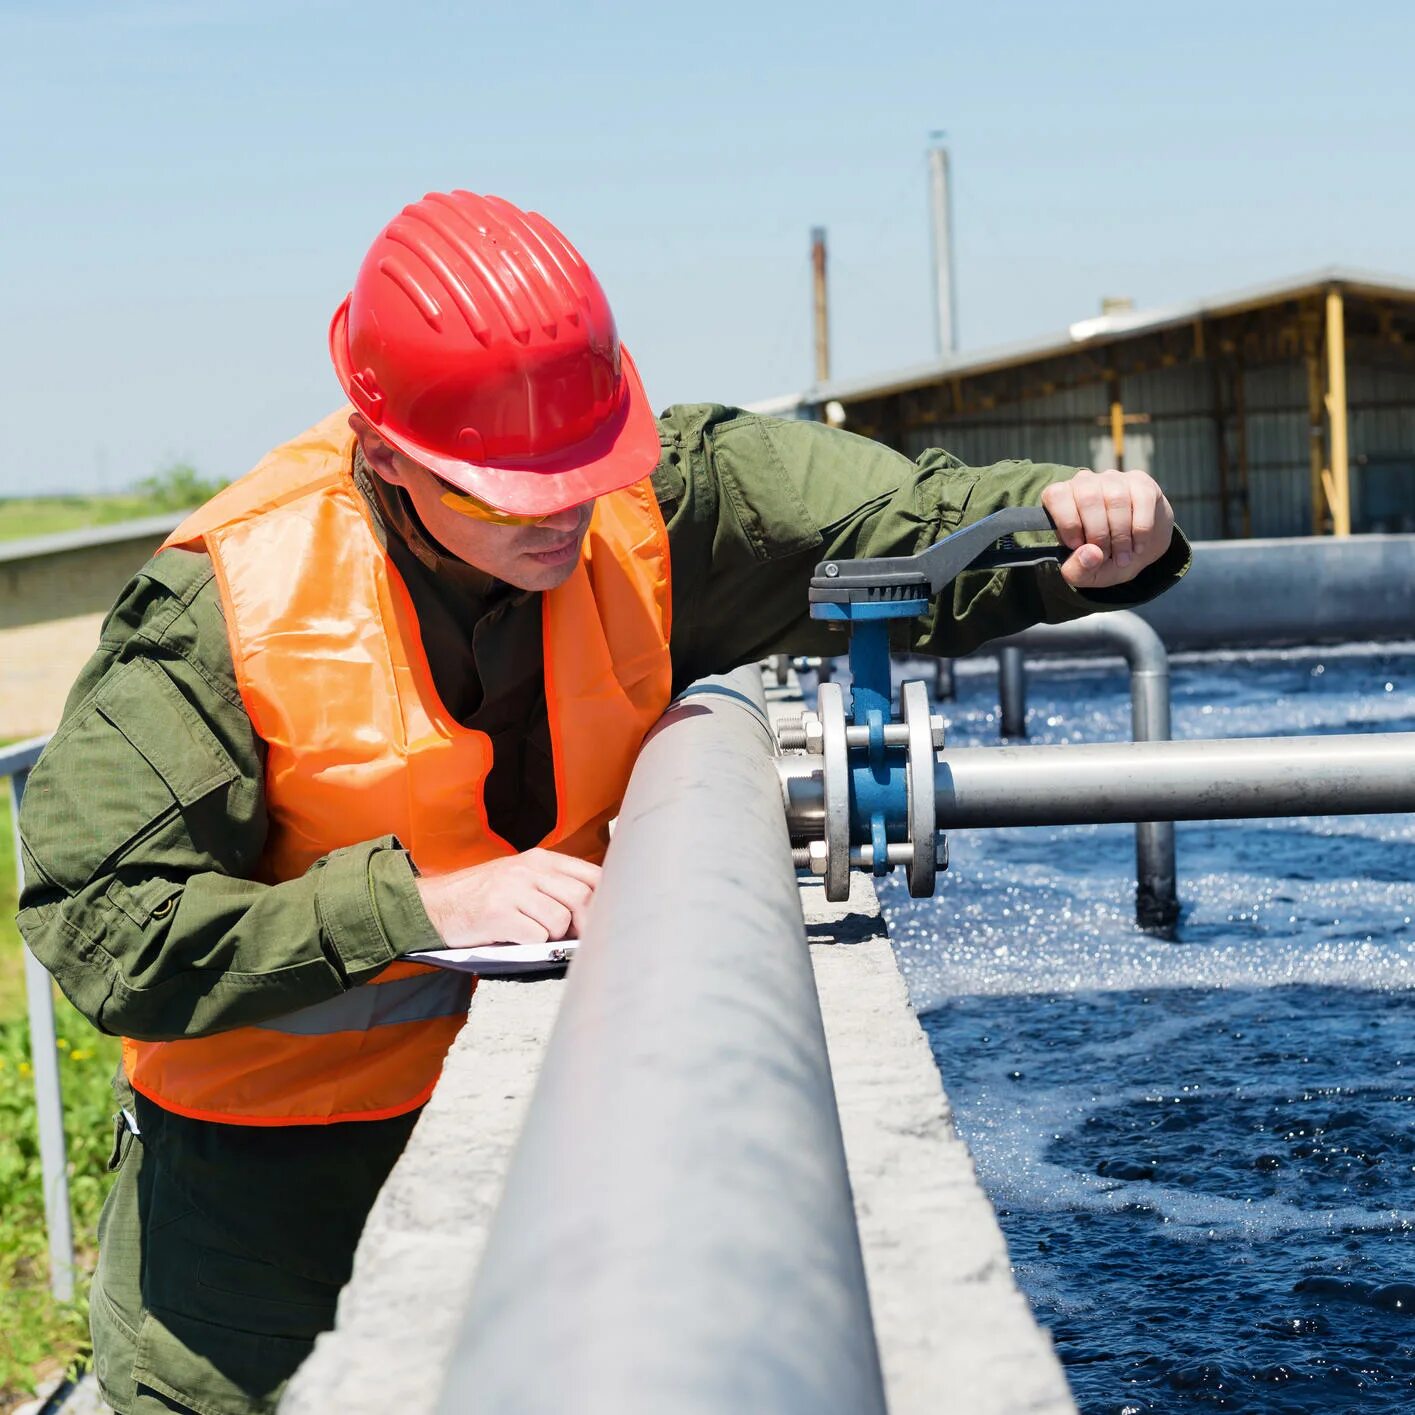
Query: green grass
xmin=0 ymin=494 xmax=176 ymax=542
xmin=1 ymin=787 xmax=122 ymax=1406
xmin=0 ymin=464 xmax=228 ymax=543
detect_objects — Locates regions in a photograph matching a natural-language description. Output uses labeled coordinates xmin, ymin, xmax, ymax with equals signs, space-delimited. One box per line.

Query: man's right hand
xmin=414 ymin=849 xmax=600 ymax=947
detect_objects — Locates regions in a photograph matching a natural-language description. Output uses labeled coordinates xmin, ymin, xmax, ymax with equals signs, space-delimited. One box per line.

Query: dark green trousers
xmin=91 ymin=1092 xmax=417 ymax=1415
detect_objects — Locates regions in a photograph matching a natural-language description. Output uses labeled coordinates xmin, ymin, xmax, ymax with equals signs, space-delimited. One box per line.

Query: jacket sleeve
xmin=655 ymin=405 xmax=1191 ymax=689
xmin=15 ymin=548 xmax=440 ymax=1042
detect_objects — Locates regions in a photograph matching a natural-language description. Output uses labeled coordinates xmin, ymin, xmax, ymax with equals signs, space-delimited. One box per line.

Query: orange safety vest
xmin=122 ymin=409 xmax=672 ymax=1125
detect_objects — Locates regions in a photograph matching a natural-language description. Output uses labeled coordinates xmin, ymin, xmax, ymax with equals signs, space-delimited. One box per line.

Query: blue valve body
xmin=811 ymin=597 xmax=928 ymax=873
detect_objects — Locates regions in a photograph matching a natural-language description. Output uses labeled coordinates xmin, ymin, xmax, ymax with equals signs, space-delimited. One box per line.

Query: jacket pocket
xmin=20 ymin=657 xmax=238 ymax=892
xmin=709 ymin=417 xmax=824 ymax=563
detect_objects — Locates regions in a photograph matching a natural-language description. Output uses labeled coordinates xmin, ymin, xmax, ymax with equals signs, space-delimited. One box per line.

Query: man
xmin=17 ymin=189 xmax=1186 ymax=1415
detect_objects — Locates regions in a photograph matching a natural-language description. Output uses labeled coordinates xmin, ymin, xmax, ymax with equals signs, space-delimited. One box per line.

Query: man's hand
xmin=1040 ymin=467 xmax=1175 ymax=591
xmin=414 ymin=848 xmax=600 ymax=947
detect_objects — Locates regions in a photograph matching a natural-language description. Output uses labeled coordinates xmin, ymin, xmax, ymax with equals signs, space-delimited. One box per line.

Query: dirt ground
xmin=0 ymin=614 xmax=105 ymax=741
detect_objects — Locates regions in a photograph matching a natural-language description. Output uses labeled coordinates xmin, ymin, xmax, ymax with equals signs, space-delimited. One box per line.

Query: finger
xmin=501 ymin=909 xmax=552 ymax=945
xmin=530 ymin=849 xmax=602 ymax=886
xmin=518 ymin=891 xmax=574 ymax=942
xmin=1059 ymin=542 xmax=1106 ymax=588
xmin=537 ymin=875 xmax=595 ymax=937
xmin=1041 ymin=480 xmax=1085 ymax=550
xmin=1100 ymin=471 xmax=1134 ymax=568
xmin=1128 ymin=476 xmax=1159 ymax=559
xmin=1073 ymin=471 xmax=1112 ymax=559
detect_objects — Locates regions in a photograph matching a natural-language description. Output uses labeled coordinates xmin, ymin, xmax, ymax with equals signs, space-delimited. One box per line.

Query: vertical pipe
xmin=986 ymin=614 xmax=1179 ymax=933
xmin=11 ymin=768 xmax=75 ymax=1302
xmin=1129 ymin=656 xmax=1178 ymax=936
xmin=1209 ymin=358 xmax=1234 ymax=539
xmin=999 ymin=645 xmax=1027 ymax=738
xmin=1326 ymin=289 xmax=1352 ymax=536
xmin=1305 ymin=318 xmax=1329 ymax=535
xmin=1108 ymin=382 xmax=1127 ymax=472
xmin=932 ymin=657 xmax=955 ymax=702
xmin=928 ymin=141 xmax=958 ymax=356
xmin=811 ymin=226 xmax=830 ymax=385
xmin=1234 ymin=356 xmax=1253 ymax=538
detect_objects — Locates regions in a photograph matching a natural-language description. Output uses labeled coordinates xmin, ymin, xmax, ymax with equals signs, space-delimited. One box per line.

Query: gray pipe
xmin=1132 ymin=534 xmax=1415 ymax=649
xmin=777 ymin=730 xmax=1415 ymax=832
xmin=933 ymin=656 xmax=956 ymax=702
xmin=990 ymin=612 xmax=1176 ymax=932
xmin=438 ymin=668 xmax=886 ymax=1415
xmin=998 ymin=645 xmax=1027 ymax=738
xmin=932 ymin=732 xmax=1415 ymax=827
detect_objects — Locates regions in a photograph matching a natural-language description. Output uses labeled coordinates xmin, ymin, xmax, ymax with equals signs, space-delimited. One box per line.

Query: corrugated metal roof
xmin=757 ymin=266 xmax=1415 ymax=412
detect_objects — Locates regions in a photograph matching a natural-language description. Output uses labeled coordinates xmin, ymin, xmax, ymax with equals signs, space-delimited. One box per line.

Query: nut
xmin=803 ymin=713 xmax=824 ymax=754
xmin=930 ymin=714 xmax=945 ymax=749
xmin=808 ymin=840 xmax=829 ymax=876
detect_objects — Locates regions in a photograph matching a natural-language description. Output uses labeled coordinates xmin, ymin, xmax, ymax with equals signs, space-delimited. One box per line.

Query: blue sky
xmin=3 ymin=0 xmax=1413 ymax=495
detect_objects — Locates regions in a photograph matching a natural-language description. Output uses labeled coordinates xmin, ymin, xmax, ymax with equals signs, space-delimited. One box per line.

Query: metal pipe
xmin=932 ymin=656 xmax=955 ymax=701
xmin=999 ymin=644 xmax=1027 ymax=738
xmin=932 ymin=732 xmax=1415 ymax=827
xmin=1128 ymin=533 xmax=1415 ymax=649
xmin=1326 ymin=288 xmax=1352 ymax=536
xmin=927 ymin=140 xmax=957 ymax=356
xmin=811 ymin=226 xmax=830 ymax=384
xmin=440 ymin=668 xmax=886 ymax=1415
xmin=6 ymin=751 xmax=75 ymax=1301
xmin=776 ymin=730 xmax=1415 ymax=834
xmin=989 ymin=613 xmax=1177 ymax=932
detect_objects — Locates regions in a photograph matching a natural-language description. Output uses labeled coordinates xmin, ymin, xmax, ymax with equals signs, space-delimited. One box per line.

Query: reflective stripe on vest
xmin=255 ymin=968 xmax=475 ymax=1036
xmin=122 ymin=407 xmax=672 ymax=1126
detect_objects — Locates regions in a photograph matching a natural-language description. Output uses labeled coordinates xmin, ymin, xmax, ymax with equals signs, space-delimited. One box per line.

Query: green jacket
xmin=16 ymin=405 xmax=1188 ymax=1275
xmin=19 ymin=404 xmax=1188 ymax=1041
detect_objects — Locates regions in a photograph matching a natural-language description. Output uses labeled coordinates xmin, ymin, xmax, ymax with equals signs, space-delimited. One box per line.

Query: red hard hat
xmin=330 ymin=190 xmax=660 ymax=517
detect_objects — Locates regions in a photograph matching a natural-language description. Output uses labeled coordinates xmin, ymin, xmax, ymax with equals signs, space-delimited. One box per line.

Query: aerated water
xmin=885 ymin=646 xmax=1415 ymax=1414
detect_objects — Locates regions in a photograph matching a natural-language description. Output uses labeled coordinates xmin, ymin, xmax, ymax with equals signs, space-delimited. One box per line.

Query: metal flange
xmin=901 ymin=680 xmax=939 ymax=897
xmin=816 ymin=681 xmax=852 ymax=901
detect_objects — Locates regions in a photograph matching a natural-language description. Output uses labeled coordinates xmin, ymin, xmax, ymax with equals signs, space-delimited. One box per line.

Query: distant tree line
xmin=135 ymin=461 xmax=229 ymax=510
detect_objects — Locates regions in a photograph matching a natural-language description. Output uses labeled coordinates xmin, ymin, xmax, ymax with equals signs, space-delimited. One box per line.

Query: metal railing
xmin=438 ymin=667 xmax=887 ymax=1414
xmin=1 ymin=735 xmax=73 ymax=1301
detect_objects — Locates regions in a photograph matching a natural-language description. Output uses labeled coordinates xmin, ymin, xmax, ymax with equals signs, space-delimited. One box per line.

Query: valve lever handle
xmin=809 ymin=505 xmax=1066 ymax=606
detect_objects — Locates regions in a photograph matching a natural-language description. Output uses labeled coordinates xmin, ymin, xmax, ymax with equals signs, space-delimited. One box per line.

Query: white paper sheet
xmin=403 ymin=939 xmax=579 ymax=976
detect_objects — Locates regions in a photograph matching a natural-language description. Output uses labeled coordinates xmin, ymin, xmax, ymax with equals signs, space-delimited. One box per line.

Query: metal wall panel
xmin=878 ymin=346 xmax=1415 ymax=541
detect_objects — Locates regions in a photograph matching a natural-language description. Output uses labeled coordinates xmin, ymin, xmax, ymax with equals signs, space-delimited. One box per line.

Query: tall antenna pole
xmin=927 ymin=134 xmax=958 ymax=356
xmin=811 ymin=226 xmax=831 ymax=383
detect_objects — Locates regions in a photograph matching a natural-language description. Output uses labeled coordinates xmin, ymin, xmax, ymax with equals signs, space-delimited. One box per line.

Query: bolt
xmin=824 ymin=563 xmax=840 ymax=578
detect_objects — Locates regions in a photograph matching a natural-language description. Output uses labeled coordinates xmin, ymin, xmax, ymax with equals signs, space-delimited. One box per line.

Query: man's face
xmin=354 ymin=419 xmax=595 ymax=592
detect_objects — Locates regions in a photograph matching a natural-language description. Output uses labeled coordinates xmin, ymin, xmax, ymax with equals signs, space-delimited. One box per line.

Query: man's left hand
xmin=1040 ymin=467 xmax=1175 ymax=591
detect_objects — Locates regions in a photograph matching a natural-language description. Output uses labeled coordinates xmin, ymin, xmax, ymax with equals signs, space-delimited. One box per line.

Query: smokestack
xmin=811 ymin=226 xmax=830 ymax=384
xmin=928 ymin=137 xmax=958 ymax=356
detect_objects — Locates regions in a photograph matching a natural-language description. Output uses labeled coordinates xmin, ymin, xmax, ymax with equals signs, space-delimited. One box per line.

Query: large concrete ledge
xmin=805 ymin=875 xmax=1073 ymax=1415
xmin=283 ymin=879 xmax=1073 ymax=1414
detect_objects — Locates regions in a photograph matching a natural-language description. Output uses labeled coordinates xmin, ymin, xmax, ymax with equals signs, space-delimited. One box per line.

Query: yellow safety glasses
xmin=436 ymin=482 xmax=546 ymax=527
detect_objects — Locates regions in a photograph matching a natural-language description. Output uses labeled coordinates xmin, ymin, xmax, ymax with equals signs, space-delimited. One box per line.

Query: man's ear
xmin=348 ymin=413 xmax=411 ymax=489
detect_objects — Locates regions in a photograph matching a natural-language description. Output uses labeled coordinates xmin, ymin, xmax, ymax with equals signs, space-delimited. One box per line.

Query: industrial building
xmin=769 ymin=268 xmax=1415 ymax=541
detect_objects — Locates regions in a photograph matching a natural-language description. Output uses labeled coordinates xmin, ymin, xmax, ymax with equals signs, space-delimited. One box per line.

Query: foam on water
xmin=876 ymin=647 xmax=1415 ymax=1414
